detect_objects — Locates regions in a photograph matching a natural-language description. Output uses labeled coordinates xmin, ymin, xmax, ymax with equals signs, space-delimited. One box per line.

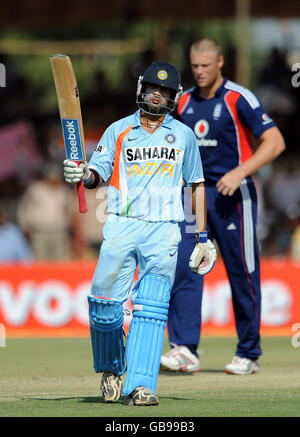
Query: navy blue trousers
xmin=167 ymin=180 xmax=262 ymax=360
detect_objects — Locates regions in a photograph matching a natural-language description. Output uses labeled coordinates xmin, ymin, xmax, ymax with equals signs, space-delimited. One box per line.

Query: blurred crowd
xmin=0 ymin=47 xmax=300 ymax=263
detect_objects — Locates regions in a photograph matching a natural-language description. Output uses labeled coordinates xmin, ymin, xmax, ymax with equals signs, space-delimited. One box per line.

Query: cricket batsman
xmin=62 ymin=62 xmax=216 ymax=405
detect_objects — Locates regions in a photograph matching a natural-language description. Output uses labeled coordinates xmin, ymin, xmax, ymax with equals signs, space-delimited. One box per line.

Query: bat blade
xmin=50 ymin=54 xmax=88 ymax=213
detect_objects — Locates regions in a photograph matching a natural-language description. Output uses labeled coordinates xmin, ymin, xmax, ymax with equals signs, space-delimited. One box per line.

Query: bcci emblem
xmin=157 ymin=70 xmax=168 ymax=80
xmin=165 ymin=134 xmax=176 ymax=144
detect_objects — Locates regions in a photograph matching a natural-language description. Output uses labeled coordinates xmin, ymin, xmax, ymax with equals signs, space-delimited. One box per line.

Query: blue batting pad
xmin=88 ymin=296 xmax=125 ymax=376
xmin=123 ymin=274 xmax=170 ymax=395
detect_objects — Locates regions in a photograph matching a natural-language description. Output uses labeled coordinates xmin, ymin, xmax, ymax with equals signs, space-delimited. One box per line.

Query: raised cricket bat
xmin=50 ymin=54 xmax=88 ymax=213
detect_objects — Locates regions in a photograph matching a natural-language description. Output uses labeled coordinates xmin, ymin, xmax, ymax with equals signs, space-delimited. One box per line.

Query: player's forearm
xmin=192 ymin=182 xmax=207 ymax=232
xmin=239 ymin=127 xmax=285 ymax=177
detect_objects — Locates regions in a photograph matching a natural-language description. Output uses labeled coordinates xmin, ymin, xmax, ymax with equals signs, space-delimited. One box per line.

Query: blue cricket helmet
xmin=136 ymin=62 xmax=183 ymax=116
xmin=142 ymin=62 xmax=181 ymax=92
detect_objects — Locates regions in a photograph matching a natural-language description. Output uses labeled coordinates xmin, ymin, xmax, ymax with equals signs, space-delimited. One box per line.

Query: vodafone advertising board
xmin=0 ymin=260 xmax=299 ymax=337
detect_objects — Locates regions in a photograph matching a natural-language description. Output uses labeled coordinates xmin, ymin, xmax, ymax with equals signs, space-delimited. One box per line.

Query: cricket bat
xmin=50 ymin=54 xmax=88 ymax=213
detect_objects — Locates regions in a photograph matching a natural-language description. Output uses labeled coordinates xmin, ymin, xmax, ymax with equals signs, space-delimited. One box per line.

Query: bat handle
xmin=75 ymin=162 xmax=88 ymax=213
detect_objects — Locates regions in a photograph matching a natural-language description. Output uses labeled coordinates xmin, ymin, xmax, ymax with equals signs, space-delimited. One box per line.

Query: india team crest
xmin=157 ymin=70 xmax=168 ymax=80
xmin=165 ymin=134 xmax=176 ymax=144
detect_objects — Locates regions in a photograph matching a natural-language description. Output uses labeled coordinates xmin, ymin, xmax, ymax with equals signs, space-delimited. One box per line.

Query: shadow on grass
xmin=79 ymin=397 xmax=121 ymax=404
xmin=159 ymin=369 xmax=224 ymax=376
xmin=159 ymin=371 xmax=197 ymax=377
xmin=158 ymin=395 xmax=191 ymax=401
xmin=26 ymin=394 xmax=193 ymax=404
xmin=22 ymin=396 xmax=106 ymax=404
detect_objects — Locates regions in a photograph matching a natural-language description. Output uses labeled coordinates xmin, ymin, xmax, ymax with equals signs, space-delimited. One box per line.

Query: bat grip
xmin=75 ymin=162 xmax=88 ymax=213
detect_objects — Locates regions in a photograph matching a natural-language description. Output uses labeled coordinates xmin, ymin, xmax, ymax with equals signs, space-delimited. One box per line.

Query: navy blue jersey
xmin=178 ymin=78 xmax=276 ymax=184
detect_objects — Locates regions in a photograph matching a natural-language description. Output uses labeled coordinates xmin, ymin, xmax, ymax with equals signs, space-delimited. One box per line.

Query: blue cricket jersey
xmin=88 ymin=110 xmax=204 ymax=222
xmin=178 ymin=78 xmax=276 ymax=184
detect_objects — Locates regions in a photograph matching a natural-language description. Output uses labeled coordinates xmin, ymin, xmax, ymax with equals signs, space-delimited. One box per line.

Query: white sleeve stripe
xmin=224 ymin=80 xmax=260 ymax=109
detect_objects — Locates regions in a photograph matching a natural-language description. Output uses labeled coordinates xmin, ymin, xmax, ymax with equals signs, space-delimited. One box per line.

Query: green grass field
xmin=0 ymin=337 xmax=299 ymax=417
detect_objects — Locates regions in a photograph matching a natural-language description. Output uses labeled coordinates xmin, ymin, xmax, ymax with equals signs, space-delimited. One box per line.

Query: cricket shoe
xmin=123 ymin=386 xmax=159 ymax=406
xmin=100 ymin=371 xmax=123 ymax=402
xmin=160 ymin=345 xmax=201 ymax=373
xmin=224 ymin=356 xmax=260 ymax=375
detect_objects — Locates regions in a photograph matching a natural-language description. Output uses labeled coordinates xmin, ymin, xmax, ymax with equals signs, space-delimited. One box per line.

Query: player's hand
xmin=189 ymin=233 xmax=217 ymax=276
xmin=63 ymin=159 xmax=91 ymax=183
xmin=216 ymin=165 xmax=246 ymax=196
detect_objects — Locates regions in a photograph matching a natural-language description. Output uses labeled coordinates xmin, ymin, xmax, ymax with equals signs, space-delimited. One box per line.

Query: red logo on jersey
xmin=194 ymin=119 xmax=209 ymax=138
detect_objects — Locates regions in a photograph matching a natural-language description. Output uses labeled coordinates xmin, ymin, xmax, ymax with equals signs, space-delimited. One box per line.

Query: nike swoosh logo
xmin=170 ymin=249 xmax=177 ymax=257
xmin=128 ymin=137 xmax=138 ymax=141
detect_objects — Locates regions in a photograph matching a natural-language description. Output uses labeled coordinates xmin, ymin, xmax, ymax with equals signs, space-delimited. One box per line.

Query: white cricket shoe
xmin=160 ymin=345 xmax=201 ymax=373
xmin=123 ymin=386 xmax=159 ymax=406
xmin=224 ymin=356 xmax=260 ymax=375
xmin=100 ymin=371 xmax=123 ymax=402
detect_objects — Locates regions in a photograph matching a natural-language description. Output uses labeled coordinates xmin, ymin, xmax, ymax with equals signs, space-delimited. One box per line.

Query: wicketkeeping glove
xmin=189 ymin=231 xmax=217 ymax=276
xmin=63 ymin=159 xmax=91 ymax=184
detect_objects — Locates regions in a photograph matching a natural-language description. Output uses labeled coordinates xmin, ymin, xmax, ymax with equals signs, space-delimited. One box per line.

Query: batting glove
xmin=63 ymin=159 xmax=91 ymax=184
xmin=189 ymin=231 xmax=217 ymax=276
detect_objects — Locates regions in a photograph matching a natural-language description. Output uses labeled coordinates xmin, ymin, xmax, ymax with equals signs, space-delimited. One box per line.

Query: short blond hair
xmin=190 ymin=38 xmax=223 ymax=57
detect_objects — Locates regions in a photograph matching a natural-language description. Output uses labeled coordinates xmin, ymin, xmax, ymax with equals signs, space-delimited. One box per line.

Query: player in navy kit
xmin=160 ymin=38 xmax=285 ymax=375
